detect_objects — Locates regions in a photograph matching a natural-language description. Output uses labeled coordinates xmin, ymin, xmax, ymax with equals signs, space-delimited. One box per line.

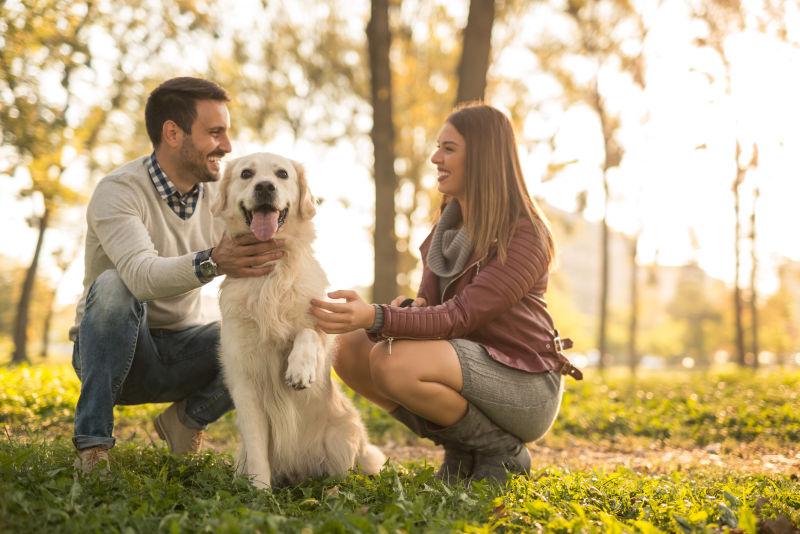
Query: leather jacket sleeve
xmin=376 ymin=219 xmax=548 ymax=340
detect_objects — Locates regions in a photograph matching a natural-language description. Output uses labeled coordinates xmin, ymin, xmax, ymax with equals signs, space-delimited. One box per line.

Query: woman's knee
xmin=369 ymin=343 xmax=416 ymax=400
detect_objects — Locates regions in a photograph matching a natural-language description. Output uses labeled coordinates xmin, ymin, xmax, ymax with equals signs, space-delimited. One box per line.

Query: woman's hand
xmin=311 ymin=290 xmax=376 ymax=334
xmin=389 ymin=295 xmax=427 ymax=307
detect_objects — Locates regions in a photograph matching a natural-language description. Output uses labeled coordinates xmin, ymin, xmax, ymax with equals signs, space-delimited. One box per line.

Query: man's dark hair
xmin=144 ymin=77 xmax=230 ymax=147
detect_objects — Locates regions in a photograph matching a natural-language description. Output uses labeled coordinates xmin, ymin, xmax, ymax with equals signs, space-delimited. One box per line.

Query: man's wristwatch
xmin=199 ymin=253 xmax=219 ymax=279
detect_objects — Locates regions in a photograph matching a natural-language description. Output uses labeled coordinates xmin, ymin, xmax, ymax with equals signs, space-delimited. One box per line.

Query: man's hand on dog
xmin=212 ymin=233 xmax=285 ymax=278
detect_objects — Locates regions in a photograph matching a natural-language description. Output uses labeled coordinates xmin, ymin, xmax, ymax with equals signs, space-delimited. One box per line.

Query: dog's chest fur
xmin=219 ymin=239 xmax=327 ymax=345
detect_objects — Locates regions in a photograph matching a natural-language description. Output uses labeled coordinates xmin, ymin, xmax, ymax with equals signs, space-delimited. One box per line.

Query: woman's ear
xmin=211 ymin=159 xmax=234 ymax=216
xmin=293 ymin=160 xmax=316 ymax=220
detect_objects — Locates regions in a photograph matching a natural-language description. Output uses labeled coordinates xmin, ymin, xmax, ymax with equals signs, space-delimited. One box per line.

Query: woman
xmin=310 ymin=103 xmax=582 ymax=483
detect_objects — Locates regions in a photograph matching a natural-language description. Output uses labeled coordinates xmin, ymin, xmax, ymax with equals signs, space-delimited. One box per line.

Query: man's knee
xmin=86 ymin=270 xmax=141 ymax=317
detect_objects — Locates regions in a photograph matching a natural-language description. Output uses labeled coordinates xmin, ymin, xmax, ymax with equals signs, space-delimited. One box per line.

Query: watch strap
xmin=193 ymin=248 xmax=216 ymax=283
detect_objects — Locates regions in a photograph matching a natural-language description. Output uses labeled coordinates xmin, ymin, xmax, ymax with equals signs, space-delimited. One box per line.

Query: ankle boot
xmin=426 ymin=403 xmax=530 ymax=484
xmin=389 ymin=406 xmax=473 ymax=481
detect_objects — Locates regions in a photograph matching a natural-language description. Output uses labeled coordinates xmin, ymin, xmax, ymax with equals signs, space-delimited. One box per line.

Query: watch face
xmin=200 ymin=260 xmax=215 ymax=277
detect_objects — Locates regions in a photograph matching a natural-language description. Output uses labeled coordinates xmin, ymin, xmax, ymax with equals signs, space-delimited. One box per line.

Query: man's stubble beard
xmin=179 ymin=136 xmax=221 ymax=183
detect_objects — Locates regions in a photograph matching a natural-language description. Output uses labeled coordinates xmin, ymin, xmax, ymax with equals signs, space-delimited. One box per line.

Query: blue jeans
xmin=72 ymin=270 xmax=233 ymax=450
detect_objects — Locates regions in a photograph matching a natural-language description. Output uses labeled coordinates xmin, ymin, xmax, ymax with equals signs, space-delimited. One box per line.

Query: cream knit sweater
xmin=71 ymin=156 xmax=224 ymax=339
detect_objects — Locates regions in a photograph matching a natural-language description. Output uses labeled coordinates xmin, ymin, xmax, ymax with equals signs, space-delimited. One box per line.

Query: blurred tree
xmin=211 ymin=3 xmax=369 ymax=147
xmin=0 ymin=0 xmax=220 ymax=364
xmin=455 ymin=0 xmax=495 ymax=104
xmin=529 ymin=0 xmax=650 ymax=371
xmin=627 ymin=232 xmax=640 ymax=374
xmin=367 ymin=0 xmax=399 ymax=304
xmin=0 ymin=256 xmax=55 ymax=358
xmin=732 ymin=142 xmax=757 ymax=367
xmin=748 ymin=170 xmax=760 ymax=368
xmin=691 ymin=0 xmax=777 ymax=368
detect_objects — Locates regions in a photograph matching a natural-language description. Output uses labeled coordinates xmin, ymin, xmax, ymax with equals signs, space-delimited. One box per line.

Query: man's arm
xmin=89 ymin=180 xmax=207 ymax=301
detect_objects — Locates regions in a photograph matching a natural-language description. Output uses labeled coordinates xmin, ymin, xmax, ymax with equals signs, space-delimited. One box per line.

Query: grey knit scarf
xmin=427 ymin=201 xmax=474 ymax=288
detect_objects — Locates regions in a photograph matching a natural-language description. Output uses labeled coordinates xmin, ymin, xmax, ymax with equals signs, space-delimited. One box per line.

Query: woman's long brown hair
xmin=445 ymin=102 xmax=555 ymax=266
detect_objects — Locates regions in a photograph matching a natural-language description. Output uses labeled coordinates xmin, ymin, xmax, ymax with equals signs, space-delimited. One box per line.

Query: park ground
xmin=1 ymin=362 xmax=799 ymax=532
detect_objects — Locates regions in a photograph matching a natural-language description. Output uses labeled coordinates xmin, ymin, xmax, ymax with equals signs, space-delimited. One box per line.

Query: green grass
xmin=552 ymin=368 xmax=800 ymax=448
xmin=2 ymin=363 xmax=799 ymax=532
xmin=1 ymin=439 xmax=798 ymax=533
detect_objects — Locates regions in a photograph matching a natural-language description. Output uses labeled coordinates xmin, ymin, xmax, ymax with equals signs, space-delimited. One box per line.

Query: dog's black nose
xmin=255 ymin=182 xmax=276 ymax=194
xmin=254 ymin=181 xmax=276 ymax=202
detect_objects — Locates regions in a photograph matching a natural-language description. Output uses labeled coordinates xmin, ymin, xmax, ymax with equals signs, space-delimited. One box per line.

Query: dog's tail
xmin=354 ymin=443 xmax=386 ymax=475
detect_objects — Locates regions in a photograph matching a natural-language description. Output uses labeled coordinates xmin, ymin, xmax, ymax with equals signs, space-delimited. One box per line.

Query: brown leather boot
xmin=74 ymin=446 xmax=110 ymax=474
xmin=154 ymin=401 xmax=204 ymax=454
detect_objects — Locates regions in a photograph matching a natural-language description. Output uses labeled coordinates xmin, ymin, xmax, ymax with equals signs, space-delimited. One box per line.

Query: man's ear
xmin=161 ymin=120 xmax=184 ymax=149
xmin=293 ymin=160 xmax=316 ymax=220
xmin=212 ymin=158 xmax=234 ymax=216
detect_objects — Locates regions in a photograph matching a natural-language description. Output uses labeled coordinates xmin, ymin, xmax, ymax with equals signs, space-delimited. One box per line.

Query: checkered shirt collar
xmin=146 ymin=153 xmax=204 ymax=220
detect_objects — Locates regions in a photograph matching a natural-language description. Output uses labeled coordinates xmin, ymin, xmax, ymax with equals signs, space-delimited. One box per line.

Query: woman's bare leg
xmin=331 ymin=330 xmax=398 ymax=412
xmin=369 ymin=340 xmax=467 ymax=427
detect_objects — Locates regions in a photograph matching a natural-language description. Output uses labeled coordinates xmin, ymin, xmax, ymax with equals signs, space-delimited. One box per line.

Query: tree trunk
xmin=598 ymin=183 xmax=609 ymax=372
xmin=733 ymin=141 xmax=746 ymax=367
xmin=367 ymin=0 xmax=398 ymax=304
xmin=455 ymin=0 xmax=495 ymax=104
xmin=39 ymin=288 xmax=57 ymax=359
xmin=749 ymin=184 xmax=760 ymax=368
xmin=628 ymin=233 xmax=639 ymax=376
xmin=594 ymin=85 xmax=615 ymax=373
xmin=11 ymin=207 xmax=49 ymax=365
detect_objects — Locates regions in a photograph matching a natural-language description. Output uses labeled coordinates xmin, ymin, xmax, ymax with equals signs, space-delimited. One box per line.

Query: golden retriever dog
xmin=214 ymin=152 xmax=385 ymax=488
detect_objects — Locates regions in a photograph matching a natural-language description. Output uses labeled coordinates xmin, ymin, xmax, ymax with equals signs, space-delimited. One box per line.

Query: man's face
xmin=179 ymin=99 xmax=232 ymax=184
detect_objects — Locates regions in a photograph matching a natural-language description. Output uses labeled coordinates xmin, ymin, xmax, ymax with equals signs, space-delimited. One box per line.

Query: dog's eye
xmin=275 ymin=168 xmax=289 ymax=180
xmin=240 ymin=169 xmax=254 ymax=179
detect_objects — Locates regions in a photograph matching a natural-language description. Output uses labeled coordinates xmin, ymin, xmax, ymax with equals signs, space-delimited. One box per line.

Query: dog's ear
xmin=212 ymin=158 xmax=234 ymax=216
xmin=293 ymin=159 xmax=316 ymax=220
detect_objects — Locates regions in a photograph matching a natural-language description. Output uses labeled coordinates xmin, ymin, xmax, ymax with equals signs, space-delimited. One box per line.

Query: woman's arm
xmin=311 ymin=219 xmax=547 ymax=338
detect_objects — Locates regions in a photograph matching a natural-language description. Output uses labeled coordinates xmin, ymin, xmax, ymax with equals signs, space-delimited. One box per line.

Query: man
xmin=70 ymin=77 xmax=282 ymax=473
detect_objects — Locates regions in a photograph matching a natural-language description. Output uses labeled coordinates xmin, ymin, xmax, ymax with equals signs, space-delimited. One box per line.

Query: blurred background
xmin=2 ymin=0 xmax=800 ymax=373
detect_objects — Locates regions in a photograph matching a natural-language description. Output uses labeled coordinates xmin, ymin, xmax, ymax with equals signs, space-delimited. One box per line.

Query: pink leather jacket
xmin=370 ymin=217 xmax=582 ymax=379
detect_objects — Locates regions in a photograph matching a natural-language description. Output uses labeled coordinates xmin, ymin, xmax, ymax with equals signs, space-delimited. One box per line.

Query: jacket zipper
xmin=385 ymin=255 xmax=488 ymax=355
xmin=440 ymin=256 xmax=485 ymax=302
xmin=385 ymin=335 xmax=438 ymax=354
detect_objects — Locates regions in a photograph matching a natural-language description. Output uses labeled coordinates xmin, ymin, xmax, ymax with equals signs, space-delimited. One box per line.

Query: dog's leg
xmin=285 ymin=328 xmax=322 ymax=390
xmin=355 ymin=442 xmax=387 ymax=475
xmin=229 ymin=382 xmax=272 ymax=489
xmin=322 ymin=389 xmax=387 ymax=477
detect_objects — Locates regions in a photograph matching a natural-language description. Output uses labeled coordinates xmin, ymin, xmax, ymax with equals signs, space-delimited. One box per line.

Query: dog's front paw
xmin=284 ymin=359 xmax=316 ymax=390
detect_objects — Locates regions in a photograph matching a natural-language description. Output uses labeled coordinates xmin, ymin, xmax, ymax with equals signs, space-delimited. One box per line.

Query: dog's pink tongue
xmin=250 ymin=211 xmax=279 ymax=241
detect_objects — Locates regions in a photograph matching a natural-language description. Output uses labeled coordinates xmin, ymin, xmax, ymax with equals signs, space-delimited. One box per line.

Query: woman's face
xmin=431 ymin=122 xmax=466 ymax=201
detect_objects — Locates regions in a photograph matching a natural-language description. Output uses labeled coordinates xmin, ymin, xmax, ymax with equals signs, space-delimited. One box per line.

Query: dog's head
xmin=213 ymin=152 xmax=315 ymax=240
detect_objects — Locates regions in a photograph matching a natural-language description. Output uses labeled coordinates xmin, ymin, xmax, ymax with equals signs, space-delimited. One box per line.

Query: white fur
xmin=215 ymin=152 xmax=385 ymax=488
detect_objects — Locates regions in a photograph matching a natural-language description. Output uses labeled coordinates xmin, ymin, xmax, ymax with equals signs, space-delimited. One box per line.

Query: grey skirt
xmin=450 ymin=338 xmax=563 ymax=443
